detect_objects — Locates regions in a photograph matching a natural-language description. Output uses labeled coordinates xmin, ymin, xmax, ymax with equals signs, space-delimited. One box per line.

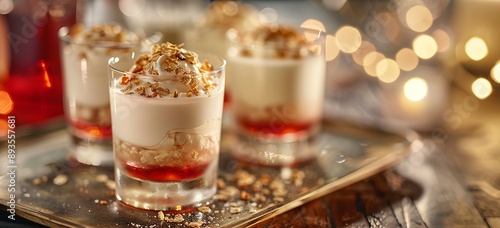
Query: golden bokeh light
xmin=352 ymin=41 xmax=376 ymax=66
xmin=376 ymin=59 xmax=400 ymax=83
xmin=363 ymin=51 xmax=385 ymax=77
xmin=491 ymin=61 xmax=500 ymax=83
xmin=404 ymin=77 xmax=428 ymax=102
xmin=300 ymin=19 xmax=326 ymax=32
xmin=432 ymin=29 xmax=451 ymax=52
xmin=325 ymin=35 xmax=340 ymax=61
xmin=406 ymin=5 xmax=433 ymax=32
xmin=471 ymin=77 xmax=492 ymax=100
xmin=222 ymin=1 xmax=239 ymax=16
xmin=413 ymin=35 xmax=438 ymax=59
xmin=0 ymin=0 xmax=14 ymax=15
xmin=321 ymin=0 xmax=347 ymax=11
xmin=396 ymin=48 xmax=419 ymax=71
xmin=0 ymin=90 xmax=13 ymax=115
xmin=465 ymin=37 xmax=489 ymax=61
xmin=259 ymin=7 xmax=278 ymax=23
xmin=335 ymin=26 xmax=362 ymax=53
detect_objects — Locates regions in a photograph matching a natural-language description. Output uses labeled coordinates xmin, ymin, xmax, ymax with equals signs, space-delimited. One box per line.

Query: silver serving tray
xmin=0 ymin=122 xmax=413 ymax=227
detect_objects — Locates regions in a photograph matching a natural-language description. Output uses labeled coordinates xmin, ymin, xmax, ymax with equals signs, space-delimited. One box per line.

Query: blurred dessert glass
xmin=227 ymin=25 xmax=326 ymax=166
xmin=109 ymin=42 xmax=225 ymax=210
xmin=0 ymin=0 xmax=76 ymax=136
xmin=58 ymin=23 xmax=145 ymax=166
xmin=184 ymin=0 xmax=261 ymax=107
xmin=120 ymin=0 xmax=207 ymax=44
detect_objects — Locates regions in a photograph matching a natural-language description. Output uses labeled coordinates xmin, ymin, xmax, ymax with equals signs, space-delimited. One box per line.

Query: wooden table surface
xmin=252 ymin=87 xmax=500 ymax=228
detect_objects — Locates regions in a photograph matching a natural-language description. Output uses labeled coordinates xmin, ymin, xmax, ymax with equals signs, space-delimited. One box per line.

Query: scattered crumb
xmin=214 ymin=194 xmax=228 ymax=201
xmin=53 ymin=174 xmax=68 ymax=185
xmin=259 ymin=174 xmax=272 ymax=185
xmin=158 ymin=211 xmax=165 ymax=221
xmin=105 ymin=180 xmax=116 ymax=190
xmin=217 ymin=178 xmax=225 ymax=188
xmin=219 ymin=186 xmax=239 ymax=197
xmin=198 ymin=206 xmax=212 ymax=213
xmin=252 ymin=181 xmax=263 ymax=193
xmin=187 ymin=220 xmax=204 ymax=227
xmin=240 ymin=191 xmax=251 ymax=201
xmin=99 ymin=200 xmax=108 ymax=205
xmin=254 ymin=194 xmax=266 ymax=202
xmin=95 ymin=174 xmax=109 ymax=182
xmin=42 ymin=176 xmax=49 ymax=182
xmin=273 ymin=197 xmax=285 ymax=203
xmin=165 ymin=214 xmax=184 ymax=223
xmin=33 ymin=178 xmax=41 ymax=186
xmin=272 ymin=188 xmax=287 ymax=197
xmin=292 ymin=170 xmax=305 ymax=186
xmin=236 ymin=171 xmax=256 ymax=188
xmin=229 ymin=202 xmax=239 ymax=207
xmin=230 ymin=207 xmax=242 ymax=214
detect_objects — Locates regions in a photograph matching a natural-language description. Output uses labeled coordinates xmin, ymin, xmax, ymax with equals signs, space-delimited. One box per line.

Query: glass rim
xmin=58 ymin=26 xmax=154 ymax=49
xmin=226 ymin=26 xmax=326 ymax=49
xmin=108 ymin=52 xmax=227 ymax=77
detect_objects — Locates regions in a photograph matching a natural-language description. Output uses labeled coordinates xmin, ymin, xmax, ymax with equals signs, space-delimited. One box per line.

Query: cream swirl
xmin=119 ymin=42 xmax=217 ymax=98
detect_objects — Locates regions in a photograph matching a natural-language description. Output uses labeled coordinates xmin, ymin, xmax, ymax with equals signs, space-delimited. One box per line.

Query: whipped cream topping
xmin=119 ymin=42 xmax=218 ymax=98
xmin=233 ymin=25 xmax=316 ymax=59
xmin=69 ymin=23 xmax=140 ymax=45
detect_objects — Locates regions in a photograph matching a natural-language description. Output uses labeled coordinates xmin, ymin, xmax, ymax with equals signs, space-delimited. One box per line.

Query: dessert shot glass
xmin=108 ymin=43 xmax=225 ymax=211
xmin=184 ymin=0 xmax=261 ymax=124
xmin=227 ymin=25 xmax=326 ymax=166
xmin=58 ymin=24 xmax=152 ymax=166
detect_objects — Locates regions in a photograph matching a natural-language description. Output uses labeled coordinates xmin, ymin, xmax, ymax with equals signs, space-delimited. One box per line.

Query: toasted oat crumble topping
xmin=119 ymin=42 xmax=218 ymax=98
xmin=69 ymin=23 xmax=139 ymax=44
xmin=236 ymin=25 xmax=317 ymax=59
xmin=250 ymin=25 xmax=307 ymax=46
xmin=204 ymin=0 xmax=259 ymax=31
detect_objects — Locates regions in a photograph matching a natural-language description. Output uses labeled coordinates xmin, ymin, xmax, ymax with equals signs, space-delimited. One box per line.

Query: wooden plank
xmin=359 ymin=193 xmax=401 ymax=227
xmin=401 ymin=152 xmax=489 ymax=227
xmin=471 ymin=188 xmax=500 ymax=217
xmin=392 ymin=197 xmax=427 ymax=228
xmin=486 ymin=217 xmax=500 ymax=228
xmin=329 ymin=192 xmax=369 ymax=227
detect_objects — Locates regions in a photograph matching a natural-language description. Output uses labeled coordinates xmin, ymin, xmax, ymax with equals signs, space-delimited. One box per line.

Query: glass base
xmin=231 ymin=131 xmax=321 ymax=167
xmin=235 ymin=121 xmax=321 ymax=143
xmin=68 ymin=135 xmax=113 ymax=166
xmin=115 ymin=161 xmax=218 ymax=211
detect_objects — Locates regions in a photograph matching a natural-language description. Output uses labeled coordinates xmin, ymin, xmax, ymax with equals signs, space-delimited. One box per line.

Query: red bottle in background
xmin=0 ymin=1 xmax=76 ymax=137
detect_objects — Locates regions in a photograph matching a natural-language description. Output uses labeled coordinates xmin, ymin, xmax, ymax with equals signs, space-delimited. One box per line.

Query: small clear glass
xmin=108 ymin=53 xmax=225 ymax=211
xmin=227 ymin=27 xmax=326 ymax=166
xmin=58 ymin=26 xmax=146 ymax=166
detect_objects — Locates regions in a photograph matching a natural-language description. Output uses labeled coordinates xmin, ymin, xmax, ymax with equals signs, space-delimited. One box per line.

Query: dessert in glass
xmin=184 ymin=0 xmax=260 ymax=106
xmin=58 ymin=24 xmax=144 ymax=166
xmin=227 ymin=25 xmax=326 ymax=166
xmin=121 ymin=0 xmax=207 ymax=44
xmin=108 ymin=42 xmax=225 ymax=210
